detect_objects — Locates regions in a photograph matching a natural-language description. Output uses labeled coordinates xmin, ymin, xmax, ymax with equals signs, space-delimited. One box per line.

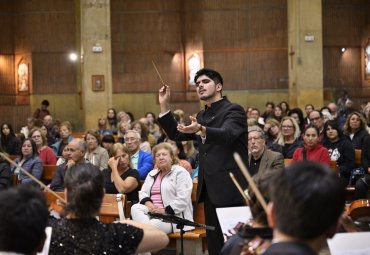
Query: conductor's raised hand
xmin=177 ymin=115 xmax=200 ymax=134
xmin=158 ymin=85 xmax=170 ymax=113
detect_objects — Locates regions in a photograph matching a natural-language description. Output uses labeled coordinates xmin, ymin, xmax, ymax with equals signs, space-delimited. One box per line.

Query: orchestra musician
xmin=264 ymin=161 xmax=345 ymax=255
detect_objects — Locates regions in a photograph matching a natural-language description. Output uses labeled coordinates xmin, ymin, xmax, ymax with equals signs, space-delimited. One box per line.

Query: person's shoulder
xmin=126 ymin=168 xmax=140 ymax=178
xmin=266 ymin=149 xmax=284 ymax=158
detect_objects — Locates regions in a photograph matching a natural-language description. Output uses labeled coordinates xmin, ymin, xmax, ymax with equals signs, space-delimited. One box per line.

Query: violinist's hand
xmin=151 ymin=207 xmax=165 ymax=214
xmin=66 ymin=159 xmax=75 ymax=169
xmin=108 ymin=156 xmax=119 ymax=170
xmin=177 ymin=115 xmax=201 ymax=134
xmin=158 ymin=85 xmax=170 ymax=113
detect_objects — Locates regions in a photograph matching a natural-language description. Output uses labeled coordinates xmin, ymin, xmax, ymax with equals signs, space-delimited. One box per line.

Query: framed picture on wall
xmin=365 ymin=39 xmax=370 ymax=80
xmin=92 ymin=75 xmax=105 ymax=91
xmin=17 ymin=62 xmax=29 ymax=95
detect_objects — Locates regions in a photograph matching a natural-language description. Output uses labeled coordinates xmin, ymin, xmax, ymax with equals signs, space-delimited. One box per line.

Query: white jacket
xmin=139 ymin=164 xmax=194 ymax=231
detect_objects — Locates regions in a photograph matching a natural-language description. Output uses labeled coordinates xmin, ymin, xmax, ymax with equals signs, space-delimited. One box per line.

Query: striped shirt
xmin=150 ymin=172 xmax=164 ymax=209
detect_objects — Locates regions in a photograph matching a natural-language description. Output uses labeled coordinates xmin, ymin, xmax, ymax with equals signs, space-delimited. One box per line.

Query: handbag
xmin=349 ymin=167 xmax=365 ymax=186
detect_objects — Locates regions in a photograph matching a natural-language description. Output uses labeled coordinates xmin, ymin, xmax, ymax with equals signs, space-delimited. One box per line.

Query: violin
xmin=240 ymin=236 xmax=271 ymax=255
xmin=347 ymin=199 xmax=370 ymax=231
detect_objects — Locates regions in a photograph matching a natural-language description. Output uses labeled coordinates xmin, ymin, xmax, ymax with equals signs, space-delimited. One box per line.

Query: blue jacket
xmin=12 ymin=156 xmax=43 ymax=187
xmin=137 ymin=150 xmax=153 ymax=180
xmin=51 ymin=136 xmax=74 ymax=156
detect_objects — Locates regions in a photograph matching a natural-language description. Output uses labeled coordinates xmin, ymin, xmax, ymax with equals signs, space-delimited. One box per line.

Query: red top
xmin=39 ymin=146 xmax=57 ymax=165
xmin=292 ymin=144 xmax=331 ymax=166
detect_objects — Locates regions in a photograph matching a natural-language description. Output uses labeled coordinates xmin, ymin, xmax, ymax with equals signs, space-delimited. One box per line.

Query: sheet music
xmin=327 ymin=232 xmax=370 ymax=255
xmin=37 ymin=227 xmax=52 ymax=255
xmin=216 ymin=206 xmax=252 ymax=242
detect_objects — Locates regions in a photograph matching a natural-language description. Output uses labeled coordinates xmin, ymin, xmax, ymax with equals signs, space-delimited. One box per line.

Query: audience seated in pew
xmin=0 ymin=186 xmax=49 ymax=254
xmin=355 ymin=135 xmax=370 ymax=199
xmin=292 ymin=124 xmax=331 ymax=166
xmin=343 ymin=111 xmax=370 ymax=150
xmin=322 ymin=120 xmax=355 ymax=187
xmin=131 ymin=143 xmax=193 ymax=236
xmin=0 ymin=148 xmax=11 ymax=190
xmin=84 ymin=129 xmax=109 ymax=170
xmin=271 ymin=116 xmax=302 ymax=159
xmin=0 ymin=123 xmax=21 ymax=156
xmin=48 ymin=163 xmax=169 ymax=254
xmin=264 ymin=161 xmax=345 ymax=255
xmin=103 ymin=143 xmax=140 ymax=204
xmin=11 ymin=138 xmax=43 ymax=187
xmin=247 ymin=126 xmax=284 ymax=177
xmin=50 ymin=139 xmax=90 ymax=191
xmin=51 ymin=121 xmax=74 ymax=157
xmin=29 ymin=127 xmax=57 ymax=165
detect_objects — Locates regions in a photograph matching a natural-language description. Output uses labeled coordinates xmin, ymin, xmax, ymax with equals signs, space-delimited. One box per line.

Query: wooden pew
xmin=345 ymin=149 xmax=364 ymax=201
xmin=44 ymin=191 xmax=126 ymax=223
xmin=167 ymin=182 xmax=207 ymax=255
xmin=42 ymin=165 xmax=57 ymax=182
xmin=72 ymin=132 xmax=85 ymax=139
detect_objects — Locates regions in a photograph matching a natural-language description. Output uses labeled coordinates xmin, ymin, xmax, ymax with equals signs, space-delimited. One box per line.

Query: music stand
xmin=148 ymin=212 xmax=215 ymax=255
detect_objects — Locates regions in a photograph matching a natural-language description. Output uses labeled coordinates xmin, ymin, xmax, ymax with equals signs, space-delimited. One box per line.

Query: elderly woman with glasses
xmin=131 ymin=142 xmax=193 ymax=234
xmin=29 ymin=128 xmax=57 ymax=165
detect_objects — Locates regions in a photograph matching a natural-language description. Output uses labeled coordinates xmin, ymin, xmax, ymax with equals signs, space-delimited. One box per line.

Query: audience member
xmin=97 ymin=116 xmax=113 ymax=137
xmin=33 ymin=99 xmax=50 ymax=120
xmin=107 ymin=108 xmax=118 ymax=134
xmin=145 ymin=112 xmax=161 ymax=141
xmin=117 ymin=120 xmax=131 ymax=144
xmin=263 ymin=119 xmax=280 ymax=149
xmin=103 ymin=143 xmax=140 ymax=203
xmin=124 ymin=130 xmax=153 ymax=180
xmin=0 ymin=123 xmax=21 ymax=155
xmin=304 ymin=103 xmax=315 ymax=125
xmin=271 ymin=116 xmax=302 ymax=159
xmin=354 ymin=135 xmax=370 ymax=199
xmin=131 ymin=143 xmax=193 ymax=234
xmin=322 ymin=120 xmax=355 ymax=186
xmin=117 ymin=111 xmax=132 ymax=124
xmin=343 ymin=111 xmax=370 ymax=149
xmin=29 ymin=128 xmax=57 ymax=165
xmin=308 ymin=110 xmax=325 ymax=141
xmin=49 ymin=163 xmax=169 ymax=254
xmin=248 ymin=126 xmax=284 ymax=177
xmin=0 ymin=148 xmax=11 ymax=190
xmin=50 ymin=139 xmax=88 ymax=191
xmin=139 ymin=117 xmax=158 ymax=147
xmin=278 ymin=101 xmax=290 ymax=116
xmin=0 ymin=186 xmax=49 ymax=254
xmin=20 ymin=116 xmax=36 ymax=138
xmin=272 ymin=105 xmax=283 ymax=122
xmin=182 ymin=140 xmax=199 ymax=169
xmin=288 ymin=108 xmax=305 ymax=133
xmin=84 ymin=129 xmax=109 ymax=170
xmin=51 ymin=121 xmax=74 ymax=156
xmin=166 ymin=138 xmax=193 ymax=175
xmin=292 ymin=124 xmax=330 ymax=166
xmin=327 ymin=102 xmax=339 ymax=119
xmin=101 ymin=134 xmax=116 ymax=156
xmin=132 ymin=120 xmax=153 ymax=152
xmin=264 ymin=161 xmax=345 ymax=255
xmin=262 ymin=101 xmax=274 ymax=121
xmin=12 ymin=138 xmax=43 ymax=187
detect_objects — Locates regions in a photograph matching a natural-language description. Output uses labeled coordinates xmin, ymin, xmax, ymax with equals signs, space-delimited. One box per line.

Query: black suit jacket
xmin=158 ymin=97 xmax=248 ymax=207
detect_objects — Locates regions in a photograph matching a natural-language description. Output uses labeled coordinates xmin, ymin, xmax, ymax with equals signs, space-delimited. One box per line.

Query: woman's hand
xmin=108 ymin=156 xmax=119 ymax=170
xmin=150 ymin=207 xmax=165 ymax=214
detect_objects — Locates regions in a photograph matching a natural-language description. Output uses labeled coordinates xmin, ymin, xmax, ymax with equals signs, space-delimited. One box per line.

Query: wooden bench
xmin=44 ymin=191 xmax=126 ymax=223
xmin=42 ymin=165 xmax=57 ymax=182
xmin=167 ymin=183 xmax=207 ymax=255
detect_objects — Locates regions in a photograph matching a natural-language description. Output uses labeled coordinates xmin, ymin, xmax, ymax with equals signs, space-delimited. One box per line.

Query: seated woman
xmin=145 ymin=112 xmax=162 ymax=141
xmin=131 ymin=121 xmax=153 ymax=152
xmin=20 ymin=117 xmax=36 ymax=139
xmin=355 ymin=135 xmax=370 ymax=199
xmin=101 ymin=134 xmax=116 ymax=157
xmin=0 ymin=147 xmax=11 ymax=190
xmin=182 ymin=140 xmax=199 ymax=169
xmin=131 ymin=143 xmax=193 ymax=234
xmin=165 ymin=138 xmax=193 ymax=175
xmin=84 ymin=129 xmax=109 ymax=170
xmin=1 ymin=123 xmax=21 ymax=156
xmin=292 ymin=124 xmax=330 ymax=166
xmin=271 ymin=116 xmax=302 ymax=159
xmin=263 ymin=118 xmax=281 ymax=149
xmin=117 ymin=120 xmax=131 ymax=144
xmin=103 ymin=143 xmax=140 ymax=203
xmin=12 ymin=138 xmax=43 ymax=187
xmin=220 ymin=171 xmax=274 ymax=255
xmin=97 ymin=116 xmax=113 ymax=137
xmin=29 ymin=128 xmax=57 ymax=165
xmin=322 ymin=120 xmax=355 ymax=187
xmin=48 ymin=163 xmax=169 ymax=254
xmin=343 ymin=111 xmax=370 ymax=149
xmin=107 ymin=108 xmax=118 ymax=134
xmin=51 ymin=121 xmax=74 ymax=157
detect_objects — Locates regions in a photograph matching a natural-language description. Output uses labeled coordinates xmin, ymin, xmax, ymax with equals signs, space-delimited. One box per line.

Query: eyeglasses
xmin=248 ymin=137 xmax=263 ymax=142
xmin=281 ymin=125 xmax=294 ymax=129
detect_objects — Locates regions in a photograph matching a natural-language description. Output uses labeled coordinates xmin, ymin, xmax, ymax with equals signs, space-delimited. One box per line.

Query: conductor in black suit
xmin=157 ymin=68 xmax=248 ymax=255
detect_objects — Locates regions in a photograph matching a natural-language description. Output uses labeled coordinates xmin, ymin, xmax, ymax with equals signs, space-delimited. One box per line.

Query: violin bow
xmin=151 ymin=60 xmax=166 ymax=87
xmin=0 ymin=152 xmax=66 ymax=204
xmin=233 ymin=152 xmax=268 ymax=214
xmin=229 ymin=172 xmax=250 ymax=203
